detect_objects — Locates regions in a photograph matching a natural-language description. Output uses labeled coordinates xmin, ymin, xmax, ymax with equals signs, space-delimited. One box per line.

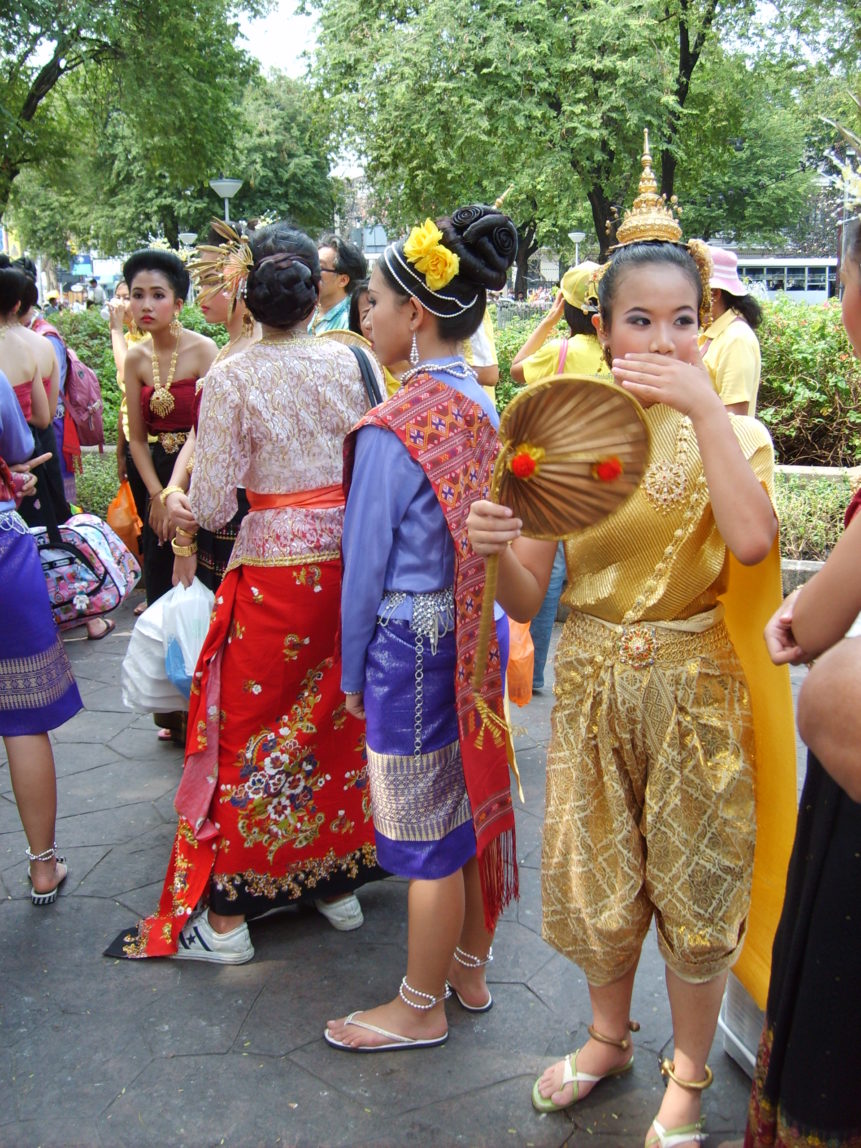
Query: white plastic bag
xmin=161 ymin=578 xmax=215 ymax=700
xmin=121 ymin=595 xmax=188 ymax=713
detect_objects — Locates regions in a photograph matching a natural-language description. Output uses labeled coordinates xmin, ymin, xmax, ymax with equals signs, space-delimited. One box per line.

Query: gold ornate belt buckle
xmin=159 ymin=431 xmax=187 ymax=454
xmin=619 ymin=624 xmax=657 ymax=668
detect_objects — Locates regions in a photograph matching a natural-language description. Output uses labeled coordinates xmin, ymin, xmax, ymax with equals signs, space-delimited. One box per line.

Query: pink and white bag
xmin=31 ymin=512 xmax=140 ymax=629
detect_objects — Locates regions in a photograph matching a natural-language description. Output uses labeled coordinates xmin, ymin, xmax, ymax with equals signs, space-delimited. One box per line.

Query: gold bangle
xmin=175 ymin=527 xmax=198 ymax=540
xmin=159 ymin=484 xmax=186 ymax=506
xmin=186 ymin=454 xmax=195 ymax=476
xmin=171 ymin=538 xmax=197 ymax=557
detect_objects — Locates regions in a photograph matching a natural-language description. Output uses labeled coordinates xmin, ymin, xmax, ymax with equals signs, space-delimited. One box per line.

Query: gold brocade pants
xmin=542 ymin=610 xmax=756 ymax=986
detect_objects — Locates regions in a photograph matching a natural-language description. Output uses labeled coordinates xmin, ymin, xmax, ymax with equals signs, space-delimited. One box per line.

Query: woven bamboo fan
xmin=472 ymin=373 xmax=650 ymax=690
xmin=317 ymin=329 xmax=374 ymax=352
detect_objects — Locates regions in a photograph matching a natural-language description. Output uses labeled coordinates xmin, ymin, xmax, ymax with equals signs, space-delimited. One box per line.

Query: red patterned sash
xmin=344 ymin=373 xmax=518 ymax=927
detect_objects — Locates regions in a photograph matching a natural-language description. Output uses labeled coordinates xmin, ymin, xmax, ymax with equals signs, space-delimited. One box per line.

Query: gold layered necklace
xmin=149 ymin=326 xmax=181 ymax=417
xmin=641 ymin=413 xmax=692 ymax=512
xmin=257 ymin=330 xmax=306 ymax=346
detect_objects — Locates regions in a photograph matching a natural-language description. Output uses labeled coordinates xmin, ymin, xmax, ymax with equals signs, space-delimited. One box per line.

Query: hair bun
xmin=245 ymin=230 xmax=320 ymax=328
xmin=451 ymin=205 xmax=485 ymax=229
xmin=445 ymin=203 xmax=518 ymax=291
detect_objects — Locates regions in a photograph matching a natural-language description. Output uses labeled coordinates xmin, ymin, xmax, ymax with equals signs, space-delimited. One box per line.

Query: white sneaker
xmin=314 ymin=893 xmax=364 ymax=932
xmin=173 ymin=914 xmax=255 ymax=964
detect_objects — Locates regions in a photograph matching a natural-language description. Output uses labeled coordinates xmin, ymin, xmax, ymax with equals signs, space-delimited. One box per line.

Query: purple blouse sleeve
xmin=0 ymin=371 xmax=36 ymax=464
xmin=340 ymin=426 xmax=427 ymax=693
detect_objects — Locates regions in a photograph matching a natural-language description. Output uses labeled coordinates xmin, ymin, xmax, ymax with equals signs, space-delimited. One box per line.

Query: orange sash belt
xmin=246 ymin=483 xmax=345 ymax=511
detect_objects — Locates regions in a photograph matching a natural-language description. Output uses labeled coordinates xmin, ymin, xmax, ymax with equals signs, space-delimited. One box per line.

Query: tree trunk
xmin=587 ymin=186 xmax=615 ymax=261
xmin=514 ymin=221 xmax=537 ymax=298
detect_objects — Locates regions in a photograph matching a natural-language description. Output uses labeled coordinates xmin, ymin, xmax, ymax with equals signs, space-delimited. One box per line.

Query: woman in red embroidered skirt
xmin=106 ymin=223 xmax=383 ymax=963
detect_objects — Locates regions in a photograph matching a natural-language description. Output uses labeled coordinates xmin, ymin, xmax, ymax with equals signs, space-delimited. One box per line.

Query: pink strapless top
xmin=140 ymin=377 xmax=198 ymax=432
xmin=14 ymin=382 xmax=32 ymax=422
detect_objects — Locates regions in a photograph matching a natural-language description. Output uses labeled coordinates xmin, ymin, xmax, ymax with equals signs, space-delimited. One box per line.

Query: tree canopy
xmin=306 ymin=0 xmax=858 ymax=268
xmin=0 ymin=0 xmax=264 ymax=220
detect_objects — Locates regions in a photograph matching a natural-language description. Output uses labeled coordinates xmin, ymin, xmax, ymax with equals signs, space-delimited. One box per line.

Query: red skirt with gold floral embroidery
xmin=111 ymin=560 xmax=382 ymax=958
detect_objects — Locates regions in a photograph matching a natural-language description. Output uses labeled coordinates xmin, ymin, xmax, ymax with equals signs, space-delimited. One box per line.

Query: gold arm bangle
xmin=175 ymin=526 xmax=198 ymax=539
xmin=171 ymin=538 xmax=198 ymax=557
xmin=159 ymin=484 xmax=186 ymax=506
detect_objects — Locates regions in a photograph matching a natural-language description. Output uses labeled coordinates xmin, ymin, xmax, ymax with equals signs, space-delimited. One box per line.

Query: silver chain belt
xmin=378 ymin=588 xmax=455 ymax=765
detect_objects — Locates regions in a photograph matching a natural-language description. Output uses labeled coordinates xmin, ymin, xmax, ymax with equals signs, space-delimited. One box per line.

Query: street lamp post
xmin=568 ymin=230 xmax=586 ymax=266
xmin=208 ymin=177 xmax=243 ymax=223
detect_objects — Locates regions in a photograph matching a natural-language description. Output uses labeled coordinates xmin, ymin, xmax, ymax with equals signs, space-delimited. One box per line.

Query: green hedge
xmin=491 ymin=297 xmax=860 ymax=468
xmin=54 ymin=305 xmax=228 ymax=444
xmin=758 ymin=297 xmax=861 ymax=467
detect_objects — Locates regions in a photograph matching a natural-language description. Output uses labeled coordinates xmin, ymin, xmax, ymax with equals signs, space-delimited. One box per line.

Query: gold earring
xmin=242 ymin=309 xmax=255 ymax=337
xmin=603 ymin=344 xmax=613 ymax=369
xmin=170 ymin=314 xmax=182 ymax=337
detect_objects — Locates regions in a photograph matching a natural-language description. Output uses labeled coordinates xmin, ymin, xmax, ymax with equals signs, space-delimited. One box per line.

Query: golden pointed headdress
xmin=187 ymin=218 xmax=253 ymax=319
xmin=605 ymin=130 xmax=712 ymax=327
xmin=611 ymin=130 xmax=682 ymax=247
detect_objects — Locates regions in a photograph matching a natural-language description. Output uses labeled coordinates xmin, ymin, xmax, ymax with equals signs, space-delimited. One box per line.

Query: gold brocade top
xmin=190 ymin=337 xmax=367 ymax=570
xmin=561 ymin=404 xmax=775 ymax=624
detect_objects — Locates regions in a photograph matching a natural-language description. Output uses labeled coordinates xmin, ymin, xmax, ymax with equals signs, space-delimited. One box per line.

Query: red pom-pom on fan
xmin=511 ymin=452 xmax=538 ymax=479
xmin=592 ymin=456 xmax=624 ymax=483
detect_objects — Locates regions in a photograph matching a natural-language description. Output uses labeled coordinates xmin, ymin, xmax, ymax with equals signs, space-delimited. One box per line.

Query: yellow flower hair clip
xmin=403 ymin=218 xmax=460 ymax=292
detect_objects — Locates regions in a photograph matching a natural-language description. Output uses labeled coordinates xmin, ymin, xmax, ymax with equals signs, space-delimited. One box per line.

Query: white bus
xmin=736 ymin=257 xmax=838 ymax=303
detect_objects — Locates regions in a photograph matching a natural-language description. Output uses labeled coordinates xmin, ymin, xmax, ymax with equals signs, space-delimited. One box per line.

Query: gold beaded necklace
xmin=149 ymin=324 xmax=182 ymax=417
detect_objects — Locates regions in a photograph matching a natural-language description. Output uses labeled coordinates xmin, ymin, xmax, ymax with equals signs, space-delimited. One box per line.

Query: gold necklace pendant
xmin=642 ymin=415 xmax=691 ymax=512
xmin=149 ymin=386 xmax=176 ymax=418
xmin=149 ymin=327 xmax=181 ymax=418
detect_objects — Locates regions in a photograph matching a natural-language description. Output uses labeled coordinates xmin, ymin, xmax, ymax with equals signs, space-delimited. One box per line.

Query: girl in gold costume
xmin=468 ymin=134 xmax=793 ymax=1148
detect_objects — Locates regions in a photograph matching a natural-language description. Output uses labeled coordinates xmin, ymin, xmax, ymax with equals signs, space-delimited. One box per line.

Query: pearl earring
xmin=409 ymin=332 xmax=419 ymax=366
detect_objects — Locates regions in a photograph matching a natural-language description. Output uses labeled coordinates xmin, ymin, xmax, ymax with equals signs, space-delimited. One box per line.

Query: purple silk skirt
xmin=363 ymin=613 xmax=509 ymax=880
xmin=0 ymin=512 xmax=82 ymax=735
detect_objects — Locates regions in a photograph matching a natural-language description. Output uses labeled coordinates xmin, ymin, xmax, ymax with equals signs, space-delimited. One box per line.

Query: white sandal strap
xmin=648 ymin=1118 xmax=706 ymax=1148
xmin=560 ymin=1051 xmax=602 ymax=1088
xmin=341 ymin=1011 xmax=416 ymax=1045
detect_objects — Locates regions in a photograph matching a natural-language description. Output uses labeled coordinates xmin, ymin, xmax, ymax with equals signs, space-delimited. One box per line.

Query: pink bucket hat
xmin=708 ymin=246 xmax=748 ymax=297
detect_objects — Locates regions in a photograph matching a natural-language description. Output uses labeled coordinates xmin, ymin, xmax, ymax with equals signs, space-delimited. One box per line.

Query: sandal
xmin=447 ymin=945 xmax=493 ymax=1012
xmin=26 ymin=843 xmax=67 ymax=906
xmin=644 ymin=1059 xmax=713 ymax=1148
xmin=133 ymin=600 xmax=147 ymax=616
xmin=531 ymin=1021 xmax=638 ymax=1112
xmin=324 ymin=1011 xmax=449 ymax=1053
xmin=324 ymin=978 xmax=450 ymax=1053
xmin=87 ymin=617 xmax=116 ymax=640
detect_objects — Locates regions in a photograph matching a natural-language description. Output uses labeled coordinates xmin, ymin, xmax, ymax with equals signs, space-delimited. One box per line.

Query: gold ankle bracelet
xmin=587 ymin=1019 xmax=640 ymax=1050
xmin=660 ymin=1058 xmax=714 ymax=1091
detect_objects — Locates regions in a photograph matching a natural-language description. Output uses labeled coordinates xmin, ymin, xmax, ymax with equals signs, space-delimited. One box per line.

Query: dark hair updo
xmin=380 ymin=203 xmax=518 ymax=343
xmin=123 ymin=249 xmax=190 ymax=300
xmin=0 ymin=268 xmax=34 ymax=318
xmin=244 ymin=223 xmax=320 ymax=328
xmin=17 ymin=271 xmax=38 ymax=313
xmin=597 ymin=242 xmax=703 ymax=326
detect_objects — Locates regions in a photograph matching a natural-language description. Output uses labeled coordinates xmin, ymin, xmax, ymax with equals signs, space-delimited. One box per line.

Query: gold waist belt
xmin=567 ymin=605 xmax=727 ymax=670
xmin=157 ymin=431 xmax=188 ymax=454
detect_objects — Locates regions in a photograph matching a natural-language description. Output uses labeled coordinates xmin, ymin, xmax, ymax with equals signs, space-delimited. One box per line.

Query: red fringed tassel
xmin=478 ymin=827 xmax=519 ymax=932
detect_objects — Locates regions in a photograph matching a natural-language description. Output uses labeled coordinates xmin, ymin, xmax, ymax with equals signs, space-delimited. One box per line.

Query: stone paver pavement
xmin=1 ymin=592 xmax=804 ymax=1148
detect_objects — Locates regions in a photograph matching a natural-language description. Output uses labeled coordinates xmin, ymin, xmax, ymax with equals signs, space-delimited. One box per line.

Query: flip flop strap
xmin=342 ymin=1011 xmax=415 ymax=1045
xmin=560 ymin=1051 xmax=602 ymax=1088
xmin=647 ymin=1118 xmax=706 ymax=1148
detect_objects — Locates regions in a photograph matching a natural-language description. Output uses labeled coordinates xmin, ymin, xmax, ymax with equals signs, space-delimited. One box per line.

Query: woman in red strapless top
xmin=123 ymin=250 xmax=217 ymax=608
